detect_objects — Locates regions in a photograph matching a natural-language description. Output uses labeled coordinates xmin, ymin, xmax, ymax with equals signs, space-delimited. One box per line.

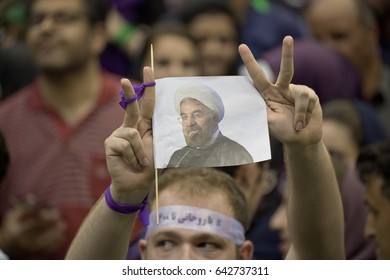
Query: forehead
xmin=189 ymin=13 xmax=236 ymax=36
xmin=154 ymin=35 xmax=197 ymax=55
xmin=180 ymin=98 xmax=210 ymax=110
xmin=155 ymin=34 xmax=192 ymax=47
xmin=180 ymin=98 xmax=209 ymax=111
xmin=322 ymin=120 xmax=356 ymax=147
xmin=31 ymin=0 xmax=85 ymax=12
xmin=323 ymin=120 xmax=353 ymax=139
xmin=310 ymin=0 xmax=357 ymax=16
xmin=150 ymin=227 xmax=230 ymax=243
xmin=308 ymin=0 xmax=360 ymax=26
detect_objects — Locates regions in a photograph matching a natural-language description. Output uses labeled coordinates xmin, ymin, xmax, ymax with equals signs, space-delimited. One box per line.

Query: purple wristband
xmin=104 ymin=186 xmax=149 ymax=227
xmin=119 ymin=82 xmax=156 ymax=110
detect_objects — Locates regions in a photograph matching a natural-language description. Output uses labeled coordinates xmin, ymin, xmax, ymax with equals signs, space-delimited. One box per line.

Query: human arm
xmin=283 ymin=140 xmax=344 ymax=259
xmin=65 ymin=67 xmax=155 ymax=260
xmin=239 ymin=36 xmax=345 ymax=259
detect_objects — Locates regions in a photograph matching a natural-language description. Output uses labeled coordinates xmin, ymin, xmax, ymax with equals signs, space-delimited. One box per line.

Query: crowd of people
xmin=0 ymin=0 xmax=389 ymax=261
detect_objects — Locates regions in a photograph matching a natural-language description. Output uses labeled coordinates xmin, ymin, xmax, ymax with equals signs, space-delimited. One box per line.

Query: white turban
xmin=174 ymin=83 xmax=225 ymax=122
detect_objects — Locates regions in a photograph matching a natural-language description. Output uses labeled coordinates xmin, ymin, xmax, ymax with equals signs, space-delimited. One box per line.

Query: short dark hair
xmin=148 ymin=167 xmax=249 ymax=230
xmin=357 ymin=140 xmax=390 ymax=200
xmin=26 ymin=0 xmax=109 ymax=25
xmin=179 ymin=0 xmax=239 ymax=35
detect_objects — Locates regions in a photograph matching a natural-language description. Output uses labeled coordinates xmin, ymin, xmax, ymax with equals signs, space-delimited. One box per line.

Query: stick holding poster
xmin=150 ymin=44 xmax=159 ymax=225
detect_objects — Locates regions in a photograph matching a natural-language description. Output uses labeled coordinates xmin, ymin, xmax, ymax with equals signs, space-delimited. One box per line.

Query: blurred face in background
xmin=144 ymin=33 xmax=201 ymax=79
xmin=363 ymin=172 xmax=390 ymax=259
xmin=269 ymin=189 xmax=289 ymax=258
xmin=26 ymin=0 xmax=105 ymax=74
xmin=188 ymin=12 xmax=238 ymax=76
xmin=305 ymin=0 xmax=376 ymax=75
xmin=322 ymin=119 xmax=360 ymax=168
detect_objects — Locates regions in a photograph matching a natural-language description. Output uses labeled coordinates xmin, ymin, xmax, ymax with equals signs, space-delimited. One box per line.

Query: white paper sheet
xmin=153 ymin=76 xmax=271 ymax=168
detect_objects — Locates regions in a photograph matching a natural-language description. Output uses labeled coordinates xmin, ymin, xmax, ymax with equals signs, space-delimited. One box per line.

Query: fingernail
xmin=142 ymin=157 xmax=150 ymax=167
xmin=295 ymin=121 xmax=303 ymax=131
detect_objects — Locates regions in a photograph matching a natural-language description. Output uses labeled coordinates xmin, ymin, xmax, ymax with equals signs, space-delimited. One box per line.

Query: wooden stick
xmin=150 ymin=44 xmax=154 ymax=73
xmin=155 ymin=169 xmax=159 ymax=225
xmin=150 ymin=44 xmax=159 ymax=224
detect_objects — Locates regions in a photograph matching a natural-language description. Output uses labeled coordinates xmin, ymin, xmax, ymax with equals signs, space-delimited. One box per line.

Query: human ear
xmin=138 ymin=239 xmax=147 ymax=260
xmin=238 ymin=240 xmax=254 ymax=260
xmin=213 ymin=112 xmax=219 ymax=123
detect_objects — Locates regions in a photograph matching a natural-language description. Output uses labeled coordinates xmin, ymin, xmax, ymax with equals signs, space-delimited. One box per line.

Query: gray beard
xmin=185 ymin=132 xmax=213 ymax=148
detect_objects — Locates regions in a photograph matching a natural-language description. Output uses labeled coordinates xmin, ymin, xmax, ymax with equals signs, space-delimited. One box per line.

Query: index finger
xmin=275 ymin=36 xmax=294 ymax=89
xmin=238 ymin=43 xmax=272 ymax=93
xmin=139 ymin=67 xmax=155 ymax=120
xmin=121 ymin=78 xmax=140 ymax=128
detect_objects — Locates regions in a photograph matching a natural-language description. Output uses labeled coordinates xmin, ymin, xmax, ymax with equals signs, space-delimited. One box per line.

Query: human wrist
xmin=109 ymin=183 xmax=149 ymax=204
xmin=104 ymin=185 xmax=149 ymax=227
xmin=284 ymin=140 xmax=328 ymax=167
xmin=284 ymin=139 xmax=323 ymax=153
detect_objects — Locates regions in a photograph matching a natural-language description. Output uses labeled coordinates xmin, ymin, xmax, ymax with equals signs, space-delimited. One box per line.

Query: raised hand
xmin=239 ymin=36 xmax=322 ymax=146
xmin=104 ymin=67 xmax=155 ymax=204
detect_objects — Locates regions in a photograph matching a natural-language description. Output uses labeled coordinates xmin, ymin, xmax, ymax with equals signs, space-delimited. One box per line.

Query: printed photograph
xmin=153 ymin=76 xmax=271 ymax=168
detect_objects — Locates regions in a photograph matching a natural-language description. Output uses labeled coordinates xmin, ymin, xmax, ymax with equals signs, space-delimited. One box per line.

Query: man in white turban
xmin=167 ymin=82 xmax=253 ymax=167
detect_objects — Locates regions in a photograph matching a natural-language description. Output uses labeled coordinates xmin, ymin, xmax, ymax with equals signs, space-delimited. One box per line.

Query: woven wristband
xmin=104 ymin=186 xmax=149 ymax=227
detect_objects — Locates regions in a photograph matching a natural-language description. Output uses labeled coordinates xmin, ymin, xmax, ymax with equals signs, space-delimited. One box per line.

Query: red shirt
xmin=0 ymin=73 xmax=126 ymax=259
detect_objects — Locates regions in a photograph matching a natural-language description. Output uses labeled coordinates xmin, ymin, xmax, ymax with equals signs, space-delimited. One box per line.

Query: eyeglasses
xmin=177 ymin=111 xmax=212 ymax=123
xmin=28 ymin=10 xmax=88 ymax=27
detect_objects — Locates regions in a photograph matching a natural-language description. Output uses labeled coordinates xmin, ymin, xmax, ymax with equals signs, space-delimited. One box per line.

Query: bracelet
xmin=104 ymin=186 xmax=149 ymax=227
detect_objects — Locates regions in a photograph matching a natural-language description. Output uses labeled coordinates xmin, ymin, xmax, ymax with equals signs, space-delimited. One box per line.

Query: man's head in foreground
xmin=139 ymin=168 xmax=254 ymax=260
xmin=175 ymin=83 xmax=225 ymax=148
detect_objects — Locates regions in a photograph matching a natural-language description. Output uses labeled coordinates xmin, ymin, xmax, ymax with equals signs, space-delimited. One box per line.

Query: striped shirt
xmin=0 ymin=73 xmax=125 ymax=259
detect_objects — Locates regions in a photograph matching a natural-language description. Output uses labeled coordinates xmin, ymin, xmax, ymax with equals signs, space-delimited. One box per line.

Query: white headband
xmin=145 ymin=205 xmax=245 ymax=245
